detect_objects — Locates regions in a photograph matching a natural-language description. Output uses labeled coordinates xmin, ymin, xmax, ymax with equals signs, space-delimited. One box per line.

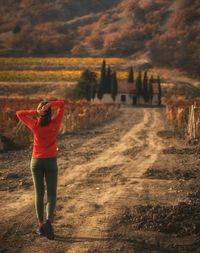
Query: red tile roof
xmin=118 ymin=82 xmax=136 ymax=93
xmin=118 ymin=82 xmax=159 ymax=95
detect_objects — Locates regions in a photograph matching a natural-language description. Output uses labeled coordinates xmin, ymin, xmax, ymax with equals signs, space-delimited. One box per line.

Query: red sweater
xmin=16 ymin=101 xmax=65 ymax=158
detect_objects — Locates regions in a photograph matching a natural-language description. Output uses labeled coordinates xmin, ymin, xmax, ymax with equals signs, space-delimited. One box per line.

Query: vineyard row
xmin=0 ymin=98 xmax=120 ymax=145
xmin=166 ymin=99 xmax=200 ymax=139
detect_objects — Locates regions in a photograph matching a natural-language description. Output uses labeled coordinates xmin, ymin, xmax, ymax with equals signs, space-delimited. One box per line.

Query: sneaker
xmin=43 ymin=219 xmax=54 ymax=240
xmin=36 ymin=224 xmax=45 ymax=236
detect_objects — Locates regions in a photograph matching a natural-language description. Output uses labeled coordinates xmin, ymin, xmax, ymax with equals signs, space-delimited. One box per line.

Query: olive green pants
xmin=30 ymin=157 xmax=58 ymax=223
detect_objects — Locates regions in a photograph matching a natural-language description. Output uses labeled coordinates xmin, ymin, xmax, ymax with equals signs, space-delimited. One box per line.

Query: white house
xmin=93 ymin=82 xmax=160 ymax=106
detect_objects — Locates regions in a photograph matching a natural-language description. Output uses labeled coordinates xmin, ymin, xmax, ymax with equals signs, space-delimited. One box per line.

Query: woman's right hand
xmin=37 ymin=103 xmax=50 ymax=116
xmin=41 ymin=103 xmax=50 ymax=112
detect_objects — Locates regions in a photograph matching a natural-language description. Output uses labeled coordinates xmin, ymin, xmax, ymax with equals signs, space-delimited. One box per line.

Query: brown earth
xmin=0 ymin=106 xmax=200 ymax=253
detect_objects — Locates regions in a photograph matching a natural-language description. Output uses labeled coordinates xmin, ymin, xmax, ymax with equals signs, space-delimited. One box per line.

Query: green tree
xmin=98 ymin=59 xmax=106 ymax=99
xmin=149 ymin=75 xmax=154 ymax=104
xmin=78 ymin=69 xmax=97 ymax=101
xmin=111 ymin=71 xmax=118 ymax=101
xmin=157 ymin=75 xmax=162 ymax=106
xmin=143 ymin=71 xmax=149 ymax=102
xmin=136 ymin=71 xmax=142 ymax=97
xmin=105 ymin=65 xmax=112 ymax=93
xmin=128 ymin=66 xmax=134 ymax=83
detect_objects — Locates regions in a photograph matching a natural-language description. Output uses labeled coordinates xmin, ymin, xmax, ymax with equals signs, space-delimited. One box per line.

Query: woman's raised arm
xmin=50 ymin=101 xmax=65 ymax=124
xmin=16 ymin=110 xmax=37 ymax=129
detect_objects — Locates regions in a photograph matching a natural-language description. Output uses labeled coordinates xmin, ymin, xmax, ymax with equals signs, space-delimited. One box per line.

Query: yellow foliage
xmin=0 ymin=70 xmax=129 ymax=82
xmin=0 ymin=57 xmax=126 ymax=67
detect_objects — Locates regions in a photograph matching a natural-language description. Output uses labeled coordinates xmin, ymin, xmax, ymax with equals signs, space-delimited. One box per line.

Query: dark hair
xmin=37 ymin=101 xmax=52 ymax=126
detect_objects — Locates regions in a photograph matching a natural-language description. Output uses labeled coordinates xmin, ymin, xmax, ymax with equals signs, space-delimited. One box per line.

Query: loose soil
xmin=0 ymin=107 xmax=200 ymax=253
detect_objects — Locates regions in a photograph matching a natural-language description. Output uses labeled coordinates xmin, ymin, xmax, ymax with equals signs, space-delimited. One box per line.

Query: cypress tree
xmin=128 ymin=66 xmax=134 ymax=83
xmin=149 ymin=75 xmax=154 ymax=104
xmin=105 ymin=65 xmax=112 ymax=93
xmin=141 ymin=72 xmax=144 ymax=97
xmin=97 ymin=59 xmax=106 ymax=99
xmin=92 ymin=84 xmax=97 ymax=99
xmin=157 ymin=75 xmax=162 ymax=106
xmin=136 ymin=71 xmax=142 ymax=97
xmin=111 ymin=71 xmax=118 ymax=101
xmin=143 ymin=71 xmax=149 ymax=102
xmin=97 ymin=85 xmax=103 ymax=100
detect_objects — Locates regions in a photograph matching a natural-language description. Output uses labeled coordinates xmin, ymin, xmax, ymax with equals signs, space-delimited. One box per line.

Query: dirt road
xmin=1 ymin=107 xmax=200 ymax=253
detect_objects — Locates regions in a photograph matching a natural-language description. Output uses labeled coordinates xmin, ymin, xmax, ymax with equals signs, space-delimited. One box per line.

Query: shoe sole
xmin=43 ymin=222 xmax=54 ymax=240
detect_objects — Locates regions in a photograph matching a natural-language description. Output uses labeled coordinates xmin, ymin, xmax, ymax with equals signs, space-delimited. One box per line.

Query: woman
xmin=16 ymin=100 xmax=65 ymax=240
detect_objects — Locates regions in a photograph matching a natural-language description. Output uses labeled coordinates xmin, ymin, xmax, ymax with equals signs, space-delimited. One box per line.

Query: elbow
xmin=16 ymin=111 xmax=21 ymax=117
xmin=16 ymin=111 xmax=23 ymax=120
xmin=60 ymin=101 xmax=65 ymax=108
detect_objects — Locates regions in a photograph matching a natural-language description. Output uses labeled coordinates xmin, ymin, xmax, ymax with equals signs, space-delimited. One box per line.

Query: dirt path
xmin=1 ymin=107 xmax=200 ymax=253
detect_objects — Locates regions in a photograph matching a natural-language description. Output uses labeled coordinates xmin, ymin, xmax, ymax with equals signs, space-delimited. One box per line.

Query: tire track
xmin=58 ymin=108 xmax=166 ymax=253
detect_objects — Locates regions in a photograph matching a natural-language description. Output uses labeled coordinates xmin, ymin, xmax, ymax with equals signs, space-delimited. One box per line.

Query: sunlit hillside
xmin=0 ymin=0 xmax=199 ymax=77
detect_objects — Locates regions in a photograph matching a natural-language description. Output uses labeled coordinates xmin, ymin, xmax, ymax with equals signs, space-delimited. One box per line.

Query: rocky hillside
xmin=0 ymin=0 xmax=199 ymax=77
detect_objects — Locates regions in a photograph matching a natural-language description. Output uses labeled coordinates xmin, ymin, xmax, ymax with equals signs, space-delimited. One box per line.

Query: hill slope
xmin=0 ymin=0 xmax=199 ymax=77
